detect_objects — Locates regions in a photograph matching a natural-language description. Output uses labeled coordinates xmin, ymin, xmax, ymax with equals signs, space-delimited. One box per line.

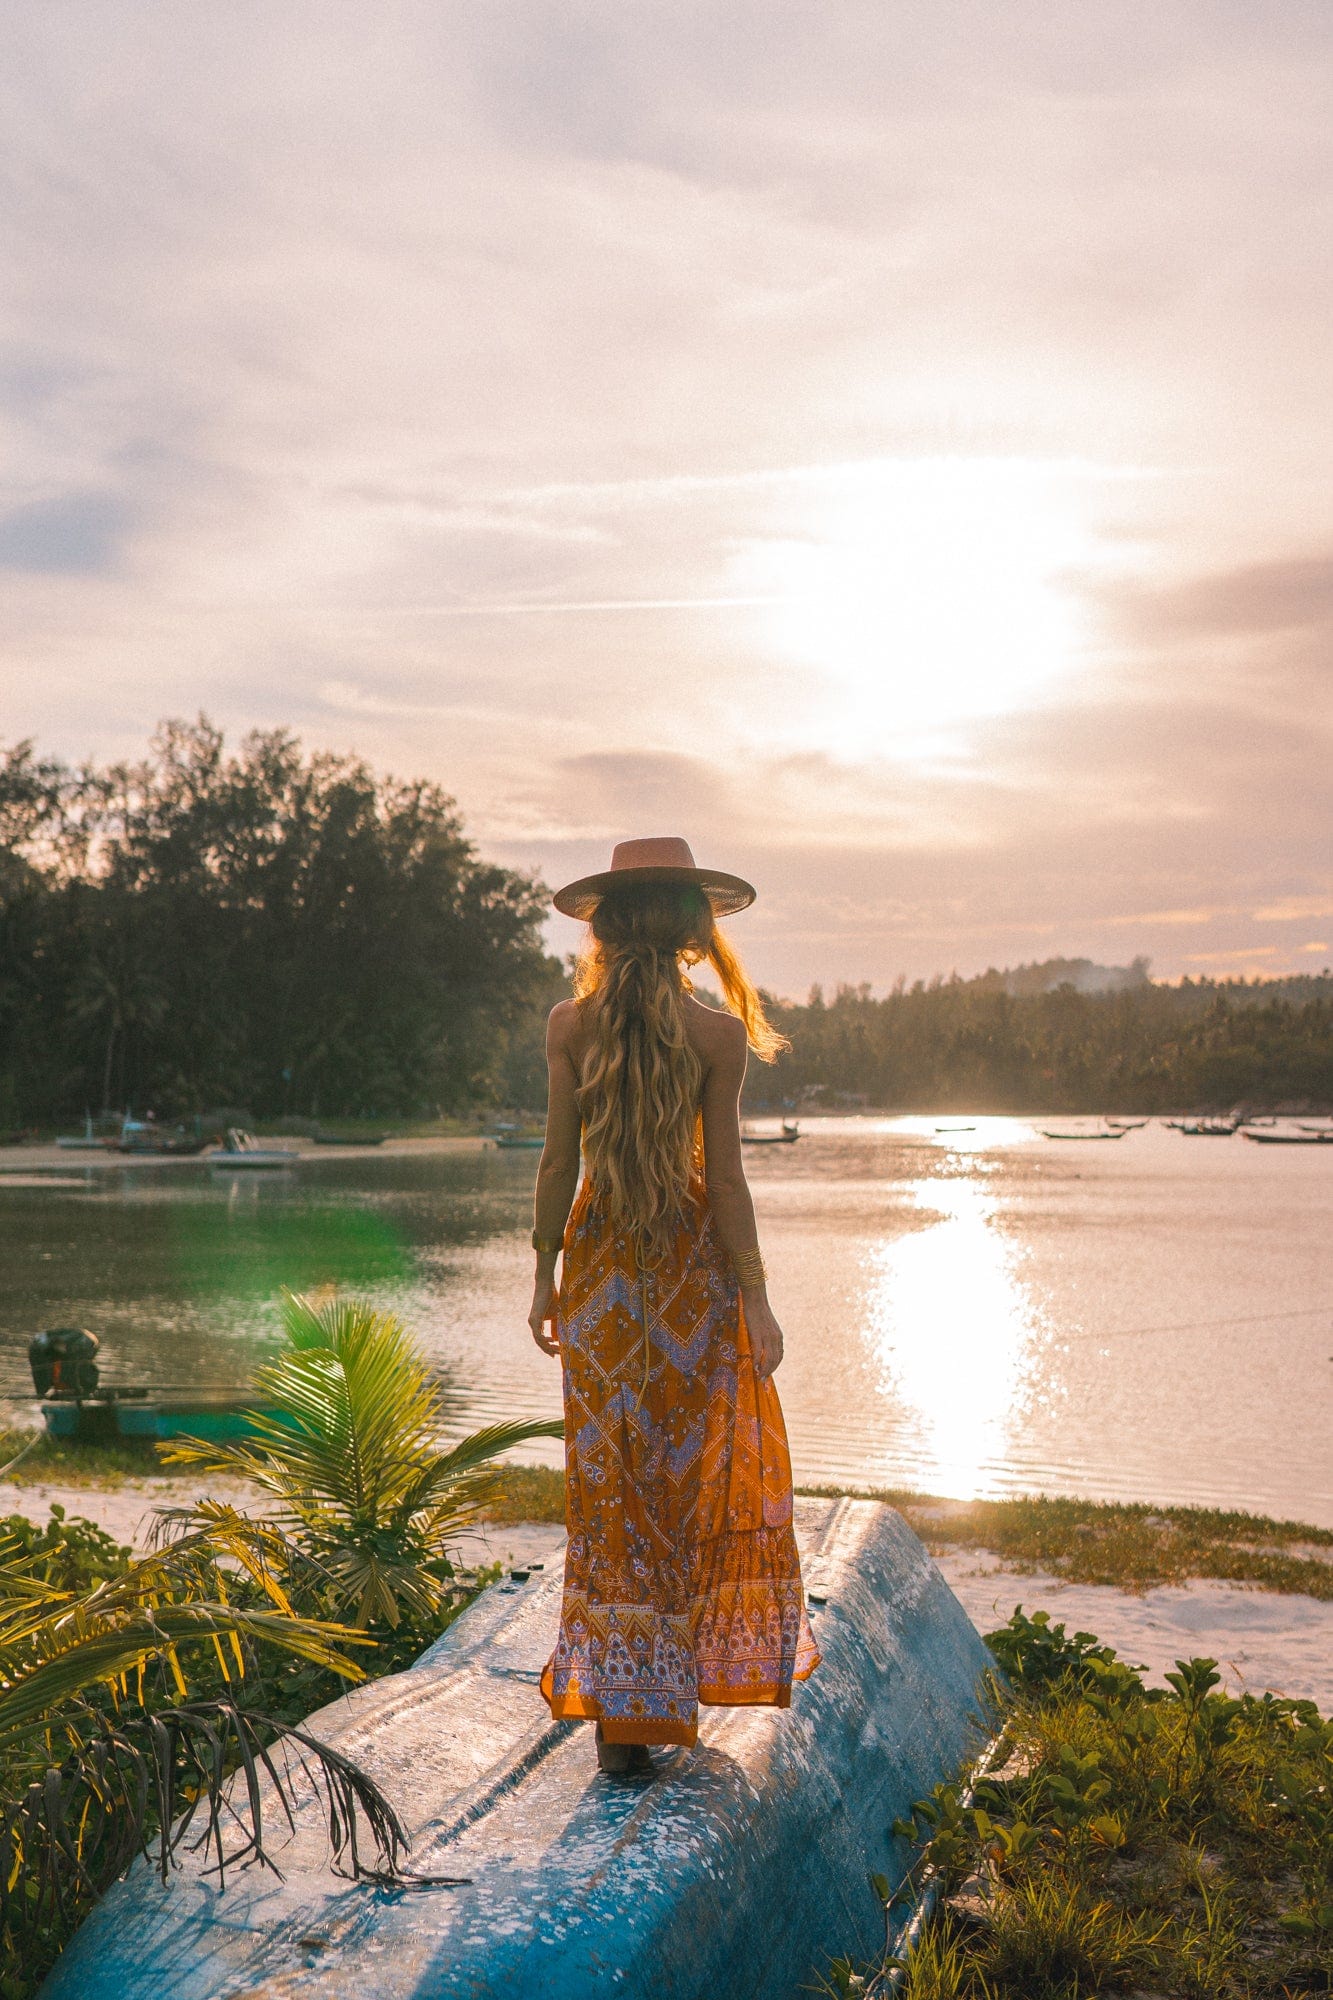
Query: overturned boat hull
xmin=41 ymin=1498 xmax=995 ymax=2000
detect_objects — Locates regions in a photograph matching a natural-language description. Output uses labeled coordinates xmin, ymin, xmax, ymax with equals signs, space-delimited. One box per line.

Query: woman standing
xmin=529 ymin=837 xmax=819 ymax=1775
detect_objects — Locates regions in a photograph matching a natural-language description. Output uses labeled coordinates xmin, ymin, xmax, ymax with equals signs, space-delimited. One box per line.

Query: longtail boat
xmin=40 ymin=1498 xmax=995 ymax=2000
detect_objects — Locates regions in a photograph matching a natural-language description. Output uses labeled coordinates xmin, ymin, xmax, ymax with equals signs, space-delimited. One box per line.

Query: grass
xmin=0 ymin=1426 xmax=211 ymax=1488
xmin=799 ymin=1486 xmax=1333 ymax=1601
xmin=7 ymin=1440 xmax=1331 ymax=1604
xmin=492 ymin=1470 xmax=1333 ymax=1600
xmin=0 ymin=1431 xmax=571 ymax=1513
xmin=821 ymin=1611 xmax=1333 ymax=2000
xmin=481 ymin=1461 xmax=566 ymax=1524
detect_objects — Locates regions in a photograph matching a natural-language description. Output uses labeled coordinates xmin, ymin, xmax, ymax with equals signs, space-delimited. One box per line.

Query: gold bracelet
xmin=531 ymin=1231 xmax=563 ymax=1254
xmin=733 ymin=1247 xmax=767 ymax=1288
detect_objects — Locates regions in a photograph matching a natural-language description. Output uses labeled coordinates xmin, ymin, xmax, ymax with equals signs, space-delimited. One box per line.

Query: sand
xmin=934 ymin=1549 xmax=1333 ymax=1709
xmin=6 ymin=1477 xmax=1329 ymax=1712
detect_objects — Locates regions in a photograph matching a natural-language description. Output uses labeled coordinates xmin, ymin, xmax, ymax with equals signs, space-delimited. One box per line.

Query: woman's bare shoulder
xmin=684 ymin=994 xmax=747 ymax=1061
xmin=547 ymin=997 xmax=583 ymax=1049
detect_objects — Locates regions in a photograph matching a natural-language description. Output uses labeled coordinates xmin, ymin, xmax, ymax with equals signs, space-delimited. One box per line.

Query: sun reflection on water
xmin=865 ymin=1175 xmax=1046 ymax=1499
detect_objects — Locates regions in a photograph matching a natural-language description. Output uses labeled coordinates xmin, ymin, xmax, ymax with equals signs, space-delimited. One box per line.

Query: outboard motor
xmin=29 ymin=1327 xmax=100 ymax=1399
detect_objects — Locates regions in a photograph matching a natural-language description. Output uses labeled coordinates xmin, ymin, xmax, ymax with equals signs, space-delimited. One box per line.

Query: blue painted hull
xmin=40 ymin=1498 xmax=994 ymax=2000
xmin=41 ymin=1397 xmax=279 ymax=1443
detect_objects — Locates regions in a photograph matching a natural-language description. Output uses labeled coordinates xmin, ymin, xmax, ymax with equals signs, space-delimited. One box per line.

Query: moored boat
xmin=40 ymin=1388 xmax=279 ymax=1444
xmin=29 ymin=1329 xmax=279 ymax=1443
xmin=208 ymin=1127 xmax=299 ymax=1167
xmin=117 ymin=1119 xmax=208 ymax=1156
xmin=1241 ymin=1128 xmax=1333 ymax=1146
xmin=741 ymin=1120 xmax=800 ymax=1145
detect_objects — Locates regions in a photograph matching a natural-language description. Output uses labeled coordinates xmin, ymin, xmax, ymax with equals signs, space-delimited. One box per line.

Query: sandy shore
xmin=0 ymin=1135 xmax=488 ymax=1176
xmin=934 ymin=1548 xmax=1333 ymax=1710
xmin=6 ymin=1475 xmax=1330 ymax=1711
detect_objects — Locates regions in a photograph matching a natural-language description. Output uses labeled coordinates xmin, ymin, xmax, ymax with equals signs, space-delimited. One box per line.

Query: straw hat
xmin=551 ymin=836 xmax=756 ymax=922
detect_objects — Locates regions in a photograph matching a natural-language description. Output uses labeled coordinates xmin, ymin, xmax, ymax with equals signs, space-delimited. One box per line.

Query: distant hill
xmin=990 ymin=955 xmax=1153 ymax=998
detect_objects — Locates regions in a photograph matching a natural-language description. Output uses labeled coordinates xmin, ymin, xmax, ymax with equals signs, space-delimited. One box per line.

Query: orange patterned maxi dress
xmin=540 ymin=1173 xmax=820 ymax=1746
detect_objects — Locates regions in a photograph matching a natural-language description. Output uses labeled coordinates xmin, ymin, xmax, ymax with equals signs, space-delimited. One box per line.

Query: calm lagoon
xmin=2 ymin=1119 xmax=1330 ymax=1527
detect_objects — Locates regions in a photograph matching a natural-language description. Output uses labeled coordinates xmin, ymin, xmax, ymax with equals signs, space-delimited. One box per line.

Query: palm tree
xmin=164 ymin=1289 xmax=564 ymax=1630
xmin=0 ymin=1516 xmax=404 ymax=1986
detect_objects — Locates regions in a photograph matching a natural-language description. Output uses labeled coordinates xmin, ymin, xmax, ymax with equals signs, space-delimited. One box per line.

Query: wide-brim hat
xmin=551 ymin=836 xmax=755 ymax=922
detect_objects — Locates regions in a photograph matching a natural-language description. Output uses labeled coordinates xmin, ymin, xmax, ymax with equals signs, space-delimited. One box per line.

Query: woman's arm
xmin=528 ymin=1002 xmax=582 ymax=1356
xmin=700 ymin=1013 xmax=784 ymax=1378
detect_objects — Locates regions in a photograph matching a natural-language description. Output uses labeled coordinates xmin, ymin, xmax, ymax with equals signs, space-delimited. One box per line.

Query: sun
xmin=734 ymin=457 xmax=1097 ymax=750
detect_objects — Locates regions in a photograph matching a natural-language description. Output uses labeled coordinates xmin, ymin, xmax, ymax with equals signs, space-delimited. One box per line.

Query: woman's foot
xmin=595 ymin=1724 xmax=655 ymax=1778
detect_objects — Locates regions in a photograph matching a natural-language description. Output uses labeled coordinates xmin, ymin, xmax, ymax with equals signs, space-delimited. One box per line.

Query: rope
xmin=1057 ymin=1303 xmax=1331 ymax=1346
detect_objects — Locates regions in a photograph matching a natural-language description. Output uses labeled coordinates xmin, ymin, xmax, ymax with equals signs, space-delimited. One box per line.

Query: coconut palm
xmin=164 ymin=1289 xmax=564 ymax=1630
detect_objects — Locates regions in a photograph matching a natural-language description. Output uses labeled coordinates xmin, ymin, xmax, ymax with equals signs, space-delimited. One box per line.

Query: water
xmin=2 ymin=1120 xmax=1330 ymax=1526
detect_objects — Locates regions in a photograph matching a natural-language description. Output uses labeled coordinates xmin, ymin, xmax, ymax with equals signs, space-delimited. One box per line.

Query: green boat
xmin=41 ymin=1390 xmax=278 ymax=1445
xmin=31 ymin=1327 xmax=278 ymax=1445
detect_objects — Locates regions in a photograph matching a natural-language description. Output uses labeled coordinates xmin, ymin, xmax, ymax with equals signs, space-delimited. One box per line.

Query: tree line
xmin=4 ymin=720 xmax=1328 ymax=1125
xmin=0 ymin=719 xmax=562 ymax=1126
xmin=751 ymin=967 xmax=1333 ymax=1113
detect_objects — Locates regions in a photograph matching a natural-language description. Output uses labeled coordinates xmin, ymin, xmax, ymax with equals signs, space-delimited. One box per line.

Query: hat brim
xmin=551 ymin=865 xmax=756 ymax=922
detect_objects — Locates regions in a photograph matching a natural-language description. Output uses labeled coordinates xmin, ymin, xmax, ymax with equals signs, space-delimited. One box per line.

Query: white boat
xmin=208 ymin=1127 xmax=299 ymax=1168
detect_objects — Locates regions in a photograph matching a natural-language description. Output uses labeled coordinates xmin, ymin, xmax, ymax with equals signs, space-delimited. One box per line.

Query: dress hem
xmin=539 ymin=1651 xmax=821 ymax=1745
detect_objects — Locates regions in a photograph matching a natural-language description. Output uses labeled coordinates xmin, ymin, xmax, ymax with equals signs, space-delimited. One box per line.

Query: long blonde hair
xmin=574 ymin=881 xmax=787 ymax=1261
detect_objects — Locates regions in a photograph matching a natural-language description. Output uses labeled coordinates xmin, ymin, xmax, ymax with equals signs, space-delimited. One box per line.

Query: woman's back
xmin=530 ymin=838 xmax=819 ymax=1762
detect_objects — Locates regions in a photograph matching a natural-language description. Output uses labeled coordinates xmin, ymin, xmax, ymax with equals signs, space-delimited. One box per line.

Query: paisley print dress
xmin=540 ymin=1174 xmax=820 ymax=1746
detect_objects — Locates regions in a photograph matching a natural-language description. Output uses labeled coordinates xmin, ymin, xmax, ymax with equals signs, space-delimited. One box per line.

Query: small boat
xmin=1106 ymin=1118 xmax=1148 ymax=1130
xmin=1177 ymin=1119 xmax=1237 ymax=1137
xmin=311 ymin=1130 xmax=389 ymax=1146
xmin=117 ymin=1118 xmax=208 ymax=1156
xmin=208 ymin=1127 xmax=299 ymax=1168
xmin=1040 ymin=1127 xmax=1126 ymax=1140
xmin=29 ymin=1331 xmax=278 ymax=1443
xmin=742 ymin=1121 xmax=800 ymax=1145
xmin=934 ymin=1123 xmax=976 ymax=1133
xmin=493 ymin=1133 xmax=545 ymax=1150
xmin=1242 ymin=1128 xmax=1333 ymax=1146
xmin=41 ymin=1388 xmax=280 ymax=1444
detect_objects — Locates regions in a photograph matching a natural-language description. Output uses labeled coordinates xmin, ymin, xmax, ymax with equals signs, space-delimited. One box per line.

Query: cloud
xmin=0 ymin=491 xmax=132 ymax=574
xmin=0 ymin=5 xmax=1330 ymax=990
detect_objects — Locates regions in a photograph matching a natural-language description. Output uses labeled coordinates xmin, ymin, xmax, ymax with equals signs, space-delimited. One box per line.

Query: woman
xmin=529 ymin=836 xmax=819 ymax=1775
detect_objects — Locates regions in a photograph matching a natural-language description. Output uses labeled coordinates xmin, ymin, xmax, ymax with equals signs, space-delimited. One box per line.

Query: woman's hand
xmin=744 ymin=1294 xmax=785 ymax=1379
xmin=529 ymin=1268 xmax=560 ymax=1357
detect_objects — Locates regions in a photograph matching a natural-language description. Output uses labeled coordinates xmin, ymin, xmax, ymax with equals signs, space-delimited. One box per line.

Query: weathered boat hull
xmin=41 ymin=1498 xmax=995 ymax=2000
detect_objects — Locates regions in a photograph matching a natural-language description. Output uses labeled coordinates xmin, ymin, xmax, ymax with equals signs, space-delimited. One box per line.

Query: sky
xmin=1 ymin=2 xmax=1330 ymax=997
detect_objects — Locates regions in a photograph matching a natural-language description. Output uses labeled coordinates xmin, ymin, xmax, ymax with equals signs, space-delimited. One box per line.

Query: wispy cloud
xmin=0 ymin=4 xmax=1330 ymax=989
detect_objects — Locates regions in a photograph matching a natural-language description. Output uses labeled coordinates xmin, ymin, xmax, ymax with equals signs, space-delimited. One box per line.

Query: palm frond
xmin=0 ymin=1697 xmax=407 ymax=1951
xmin=160 ymin=1292 xmax=563 ymax=1630
xmin=0 ymin=1603 xmax=370 ymax=1747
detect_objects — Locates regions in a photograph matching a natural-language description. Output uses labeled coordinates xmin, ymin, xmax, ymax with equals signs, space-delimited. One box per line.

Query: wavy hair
xmin=574 ymin=880 xmax=788 ymax=1263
